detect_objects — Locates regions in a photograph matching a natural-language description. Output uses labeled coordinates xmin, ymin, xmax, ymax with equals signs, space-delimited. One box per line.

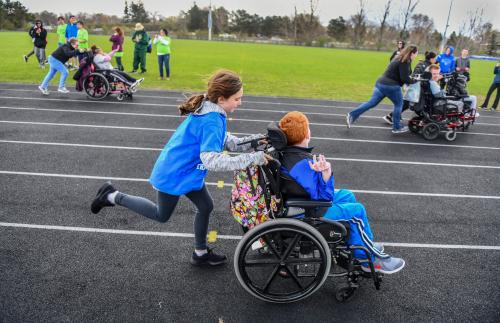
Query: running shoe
xmin=346 ymin=113 xmax=353 ymax=129
xmin=392 ymin=126 xmax=409 ymax=134
xmin=362 ymin=256 xmax=405 ymax=274
xmin=91 ymin=182 xmax=116 ymax=214
xmin=382 ymin=115 xmax=393 ymax=125
xmin=38 ymin=85 xmax=49 ymax=95
xmin=190 ymin=248 xmax=227 ymax=266
xmin=58 ymin=87 xmax=70 ymax=93
xmin=23 ymin=55 xmax=28 ymax=63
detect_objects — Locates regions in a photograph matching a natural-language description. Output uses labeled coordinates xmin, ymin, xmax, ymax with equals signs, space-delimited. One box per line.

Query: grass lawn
xmin=0 ymin=31 xmax=496 ymax=103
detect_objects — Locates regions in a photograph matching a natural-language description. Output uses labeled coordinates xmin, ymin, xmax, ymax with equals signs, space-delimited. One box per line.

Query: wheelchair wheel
xmin=234 ymin=219 xmax=331 ymax=303
xmin=444 ymin=129 xmax=457 ymax=141
xmin=84 ymin=73 xmax=109 ymax=100
xmin=408 ymin=118 xmax=421 ymax=134
xmin=422 ymin=122 xmax=440 ymax=140
xmin=116 ymin=94 xmax=125 ymax=101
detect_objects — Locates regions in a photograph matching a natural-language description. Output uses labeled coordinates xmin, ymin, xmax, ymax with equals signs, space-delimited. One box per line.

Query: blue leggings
xmin=324 ymin=189 xmax=387 ymax=259
xmin=41 ymin=55 xmax=69 ymax=89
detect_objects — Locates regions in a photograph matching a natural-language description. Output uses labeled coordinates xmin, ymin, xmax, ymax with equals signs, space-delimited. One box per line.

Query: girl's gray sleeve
xmin=200 ymin=151 xmax=266 ymax=171
xmin=224 ymin=133 xmax=265 ymax=152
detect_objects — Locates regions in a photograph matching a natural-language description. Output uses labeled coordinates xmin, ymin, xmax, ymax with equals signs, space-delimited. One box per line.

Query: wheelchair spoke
xmin=261 ymin=234 xmax=282 ymax=260
xmin=244 ymin=258 xmax=281 ymax=267
xmin=262 ymin=265 xmax=281 ymax=293
xmin=282 ymin=265 xmax=304 ymax=290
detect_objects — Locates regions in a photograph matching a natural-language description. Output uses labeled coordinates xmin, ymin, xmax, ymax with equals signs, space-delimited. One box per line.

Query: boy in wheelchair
xmin=428 ymin=64 xmax=478 ymax=117
xmin=277 ymin=111 xmax=405 ymax=274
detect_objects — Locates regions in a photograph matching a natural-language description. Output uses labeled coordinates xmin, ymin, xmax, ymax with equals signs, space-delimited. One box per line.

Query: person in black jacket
xmin=347 ymin=45 xmax=418 ymax=133
xmin=39 ymin=38 xmax=82 ymax=95
xmin=23 ymin=20 xmax=47 ymax=65
xmin=389 ymin=40 xmax=405 ymax=61
xmin=382 ymin=51 xmax=437 ymax=125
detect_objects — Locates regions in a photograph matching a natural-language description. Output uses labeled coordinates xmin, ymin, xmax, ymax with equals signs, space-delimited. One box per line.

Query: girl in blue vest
xmin=91 ymin=70 xmax=271 ymax=266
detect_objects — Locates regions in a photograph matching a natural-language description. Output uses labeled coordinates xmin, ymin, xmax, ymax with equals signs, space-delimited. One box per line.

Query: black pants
xmin=115 ymin=57 xmax=124 ymax=71
xmin=115 ymin=185 xmax=214 ymax=249
xmin=481 ymin=83 xmax=500 ymax=109
xmin=113 ymin=70 xmax=136 ymax=83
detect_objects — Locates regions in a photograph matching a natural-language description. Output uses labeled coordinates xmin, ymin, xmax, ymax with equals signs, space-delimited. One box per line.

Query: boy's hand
xmin=308 ymin=154 xmax=331 ymax=173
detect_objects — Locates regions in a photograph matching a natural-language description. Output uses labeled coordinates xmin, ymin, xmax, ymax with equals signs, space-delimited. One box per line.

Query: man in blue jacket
xmin=436 ymin=46 xmax=456 ymax=74
xmin=278 ymin=111 xmax=405 ymax=274
xmin=65 ymin=15 xmax=78 ymax=69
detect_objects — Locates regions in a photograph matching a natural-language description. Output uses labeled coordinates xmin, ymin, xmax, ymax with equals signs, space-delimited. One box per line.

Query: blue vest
xmin=149 ymin=112 xmax=226 ymax=195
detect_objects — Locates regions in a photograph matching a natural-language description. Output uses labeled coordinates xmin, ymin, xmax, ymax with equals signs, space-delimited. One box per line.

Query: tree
xmin=35 ymin=10 xmax=58 ymax=25
xmin=350 ymin=0 xmax=367 ymax=48
xmin=409 ymin=14 xmax=434 ymax=48
xmin=123 ymin=1 xmax=130 ymax=23
xmin=0 ymin=0 xmax=34 ymax=29
xmin=327 ymin=16 xmax=347 ymax=42
xmin=377 ymin=0 xmax=392 ymax=50
xmin=447 ymin=31 xmax=458 ymax=47
xmin=129 ymin=0 xmax=149 ymax=23
xmin=487 ymin=31 xmax=497 ymax=56
xmin=399 ymin=0 xmax=419 ymax=40
xmin=229 ymin=9 xmax=262 ymax=36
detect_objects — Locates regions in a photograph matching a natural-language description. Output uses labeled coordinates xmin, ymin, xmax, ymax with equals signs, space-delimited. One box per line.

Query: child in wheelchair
xmin=277 ymin=111 xmax=405 ymax=275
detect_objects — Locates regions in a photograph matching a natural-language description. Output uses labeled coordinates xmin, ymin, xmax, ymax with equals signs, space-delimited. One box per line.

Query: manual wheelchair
xmin=233 ymin=122 xmax=383 ymax=303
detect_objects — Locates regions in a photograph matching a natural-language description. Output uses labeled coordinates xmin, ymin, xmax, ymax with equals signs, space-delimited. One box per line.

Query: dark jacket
xmin=456 ymin=56 xmax=470 ymax=73
xmin=131 ymin=30 xmax=150 ymax=50
xmin=29 ymin=23 xmax=47 ymax=48
xmin=493 ymin=66 xmax=500 ymax=84
xmin=378 ymin=59 xmax=413 ymax=86
xmin=110 ymin=34 xmax=124 ymax=52
xmin=389 ymin=49 xmax=401 ymax=62
xmin=279 ymin=146 xmax=335 ymax=201
xmin=51 ymin=43 xmax=78 ymax=64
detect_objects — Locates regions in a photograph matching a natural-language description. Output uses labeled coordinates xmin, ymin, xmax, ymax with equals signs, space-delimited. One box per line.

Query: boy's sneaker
xmin=392 ymin=126 xmax=409 ymax=134
xmin=38 ymin=85 xmax=49 ymax=95
xmin=345 ymin=113 xmax=353 ymax=129
xmin=58 ymin=87 xmax=70 ymax=93
xmin=190 ymin=248 xmax=227 ymax=266
xmin=373 ymin=242 xmax=384 ymax=253
xmin=382 ymin=115 xmax=393 ymax=125
xmin=91 ymin=182 xmax=116 ymax=214
xmin=23 ymin=55 xmax=28 ymax=63
xmin=362 ymin=256 xmax=405 ymax=275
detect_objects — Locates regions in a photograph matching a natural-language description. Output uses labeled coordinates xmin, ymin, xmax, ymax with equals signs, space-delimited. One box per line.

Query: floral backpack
xmin=230 ymin=164 xmax=281 ymax=229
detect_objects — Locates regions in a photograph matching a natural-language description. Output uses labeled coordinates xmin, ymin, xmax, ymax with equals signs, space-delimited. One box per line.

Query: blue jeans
xmin=41 ymin=55 xmax=69 ymax=89
xmin=158 ymin=54 xmax=170 ymax=77
xmin=350 ymin=82 xmax=404 ymax=130
xmin=324 ymin=189 xmax=387 ymax=259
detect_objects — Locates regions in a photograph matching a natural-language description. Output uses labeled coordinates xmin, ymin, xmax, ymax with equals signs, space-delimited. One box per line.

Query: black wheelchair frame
xmin=233 ymin=122 xmax=383 ymax=303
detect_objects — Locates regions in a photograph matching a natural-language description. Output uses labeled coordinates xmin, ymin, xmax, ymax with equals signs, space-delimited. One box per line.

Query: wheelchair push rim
xmin=83 ymin=73 xmax=110 ymax=100
xmin=234 ymin=219 xmax=331 ymax=303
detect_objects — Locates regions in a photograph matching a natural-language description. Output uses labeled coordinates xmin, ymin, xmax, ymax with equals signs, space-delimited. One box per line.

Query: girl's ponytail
xmin=178 ymin=94 xmax=205 ymax=116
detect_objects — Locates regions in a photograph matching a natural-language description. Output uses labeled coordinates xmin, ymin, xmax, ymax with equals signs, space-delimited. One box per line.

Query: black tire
xmin=234 ymin=219 xmax=331 ymax=303
xmin=422 ymin=122 xmax=440 ymax=141
xmin=408 ymin=117 xmax=421 ymax=134
xmin=84 ymin=73 xmax=109 ymax=100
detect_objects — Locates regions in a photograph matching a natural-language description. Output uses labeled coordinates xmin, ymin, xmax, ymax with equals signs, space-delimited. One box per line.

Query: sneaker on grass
xmin=362 ymin=256 xmax=405 ymax=274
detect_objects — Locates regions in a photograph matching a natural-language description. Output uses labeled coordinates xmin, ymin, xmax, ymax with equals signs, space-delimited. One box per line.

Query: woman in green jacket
xmin=153 ymin=28 xmax=171 ymax=80
xmin=131 ymin=23 xmax=149 ymax=74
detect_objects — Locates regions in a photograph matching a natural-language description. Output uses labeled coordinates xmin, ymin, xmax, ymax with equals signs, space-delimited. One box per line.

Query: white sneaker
xmin=58 ymin=87 xmax=70 ymax=93
xmin=38 ymin=85 xmax=49 ymax=95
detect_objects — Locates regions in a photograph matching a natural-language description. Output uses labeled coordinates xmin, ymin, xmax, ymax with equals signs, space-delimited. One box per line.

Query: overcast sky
xmin=20 ymin=0 xmax=500 ymax=34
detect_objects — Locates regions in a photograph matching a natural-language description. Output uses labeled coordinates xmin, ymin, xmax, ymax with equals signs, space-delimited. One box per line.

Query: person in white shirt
xmin=91 ymin=45 xmax=143 ymax=88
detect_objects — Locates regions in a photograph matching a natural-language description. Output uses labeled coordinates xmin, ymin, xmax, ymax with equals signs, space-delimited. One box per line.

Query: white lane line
xmin=2 ymin=106 xmax=500 ymax=135
xmin=1 ymin=170 xmax=499 ymax=199
xmin=1 ymin=95 xmax=499 ymax=125
xmin=2 ymin=120 xmax=500 ymax=150
xmin=2 ymin=140 xmax=499 ymax=170
xmin=1 ymin=222 xmax=499 ymax=251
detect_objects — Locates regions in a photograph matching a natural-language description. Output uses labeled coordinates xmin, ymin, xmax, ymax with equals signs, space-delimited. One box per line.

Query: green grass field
xmin=0 ymin=31 xmax=496 ymax=102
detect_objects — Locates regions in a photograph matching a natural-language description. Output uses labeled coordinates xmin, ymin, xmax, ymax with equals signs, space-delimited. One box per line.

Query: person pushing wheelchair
xmin=277 ymin=111 xmax=405 ymax=274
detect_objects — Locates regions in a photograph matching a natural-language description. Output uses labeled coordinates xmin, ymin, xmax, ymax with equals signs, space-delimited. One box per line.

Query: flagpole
xmin=208 ymin=2 xmax=212 ymax=41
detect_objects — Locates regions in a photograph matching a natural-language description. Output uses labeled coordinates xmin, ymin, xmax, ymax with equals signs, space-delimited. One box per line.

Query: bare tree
xmin=377 ymin=0 xmax=392 ymax=51
xmin=399 ymin=0 xmax=419 ymax=40
xmin=350 ymin=0 xmax=367 ymax=48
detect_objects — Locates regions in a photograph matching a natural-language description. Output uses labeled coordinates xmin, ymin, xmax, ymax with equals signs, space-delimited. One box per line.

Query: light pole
xmin=440 ymin=0 xmax=454 ymax=52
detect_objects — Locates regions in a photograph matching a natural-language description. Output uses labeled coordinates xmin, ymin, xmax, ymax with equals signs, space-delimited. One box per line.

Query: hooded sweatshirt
xmin=29 ymin=22 xmax=47 ymax=48
xmin=436 ymin=46 xmax=456 ymax=74
xmin=149 ymin=100 xmax=265 ymax=195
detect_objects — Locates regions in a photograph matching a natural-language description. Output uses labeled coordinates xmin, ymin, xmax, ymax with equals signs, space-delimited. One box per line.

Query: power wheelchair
xmin=233 ymin=122 xmax=383 ymax=303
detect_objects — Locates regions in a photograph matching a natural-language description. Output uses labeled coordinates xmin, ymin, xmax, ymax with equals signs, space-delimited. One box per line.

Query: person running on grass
xmin=90 ymin=70 xmax=272 ymax=266
xmin=38 ymin=38 xmax=82 ymax=95
xmin=23 ymin=20 xmax=40 ymax=63
xmin=29 ymin=20 xmax=48 ymax=69
xmin=480 ymin=61 xmax=500 ymax=111
xmin=346 ymin=45 xmax=419 ymax=134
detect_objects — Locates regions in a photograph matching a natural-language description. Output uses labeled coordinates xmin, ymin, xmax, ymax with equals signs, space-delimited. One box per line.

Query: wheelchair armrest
xmin=285 ymin=198 xmax=332 ymax=209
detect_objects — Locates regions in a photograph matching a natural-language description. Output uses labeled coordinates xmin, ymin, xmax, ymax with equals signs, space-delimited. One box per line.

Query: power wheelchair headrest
xmin=266 ymin=122 xmax=288 ymax=151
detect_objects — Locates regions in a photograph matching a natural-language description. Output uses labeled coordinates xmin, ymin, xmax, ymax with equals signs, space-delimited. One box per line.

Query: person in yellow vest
xmin=153 ymin=28 xmax=171 ymax=80
xmin=76 ymin=21 xmax=89 ymax=66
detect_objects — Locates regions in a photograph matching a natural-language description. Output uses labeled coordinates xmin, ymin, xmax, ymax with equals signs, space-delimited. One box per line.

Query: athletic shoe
xmin=58 ymin=87 xmax=70 ymax=93
xmin=490 ymin=108 xmax=497 ymax=112
xmin=129 ymin=70 xmax=137 ymax=74
xmin=346 ymin=113 xmax=353 ymax=129
xmin=392 ymin=126 xmax=409 ymax=134
xmin=361 ymin=256 xmax=405 ymax=274
xmin=23 ymin=55 xmax=28 ymax=63
xmin=38 ymin=85 xmax=49 ymax=95
xmin=190 ymin=248 xmax=227 ymax=266
xmin=382 ymin=115 xmax=393 ymax=125
xmin=90 ymin=182 xmax=116 ymax=214
xmin=373 ymin=242 xmax=384 ymax=253
xmin=139 ymin=70 xmax=146 ymax=74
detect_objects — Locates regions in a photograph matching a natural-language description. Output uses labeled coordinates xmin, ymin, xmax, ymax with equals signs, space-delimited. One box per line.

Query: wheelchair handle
xmin=237 ymin=136 xmax=268 ymax=146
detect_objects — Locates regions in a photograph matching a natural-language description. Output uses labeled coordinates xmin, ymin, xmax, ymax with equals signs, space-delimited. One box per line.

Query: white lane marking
xmin=1 ymin=222 xmax=499 ymax=250
xmin=2 ymin=140 xmax=499 ymax=170
xmin=0 ymin=95 xmax=499 ymax=125
xmin=2 ymin=120 xmax=500 ymax=150
xmin=1 ymin=170 xmax=499 ymax=199
xmin=2 ymin=106 xmax=499 ymax=135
